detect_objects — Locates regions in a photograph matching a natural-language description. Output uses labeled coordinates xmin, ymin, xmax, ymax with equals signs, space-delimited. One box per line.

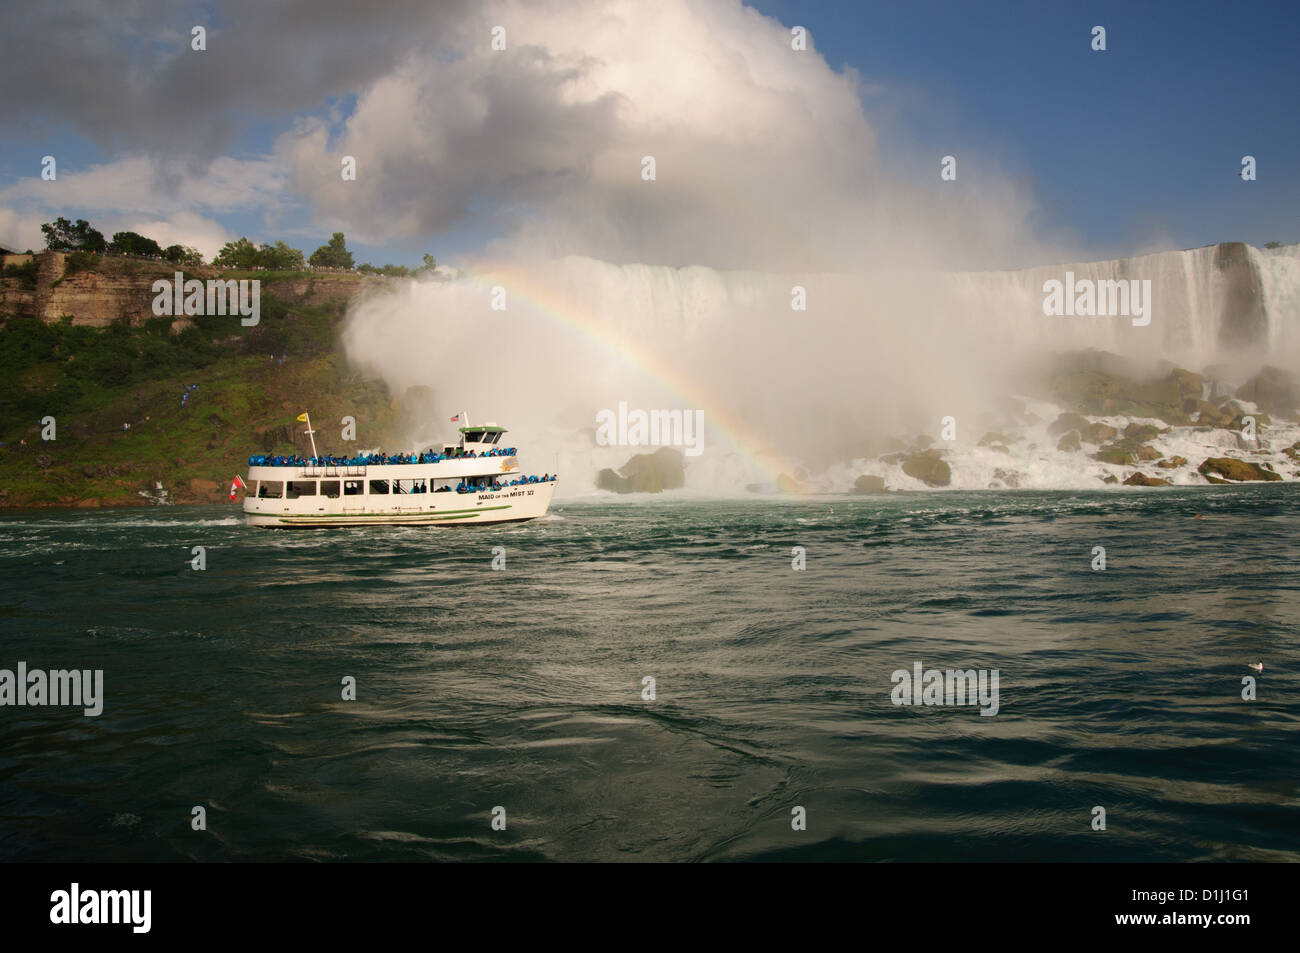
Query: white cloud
xmin=273 ymin=0 xmax=1047 ymax=271
xmin=121 ymin=211 xmax=236 ymax=261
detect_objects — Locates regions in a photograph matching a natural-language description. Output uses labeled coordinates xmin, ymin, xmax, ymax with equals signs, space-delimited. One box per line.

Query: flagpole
xmin=303 ymin=412 xmax=319 ymax=459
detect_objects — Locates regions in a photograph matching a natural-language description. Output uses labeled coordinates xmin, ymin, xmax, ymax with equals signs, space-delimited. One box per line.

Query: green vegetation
xmin=357 ymin=254 xmax=436 ymax=278
xmin=109 ymin=231 xmax=163 ymax=258
xmin=41 ymin=217 xmax=106 ymax=253
xmin=308 ymin=232 xmax=354 ymax=270
xmin=61 ymin=251 xmax=101 ymax=278
xmin=2 ymin=260 xmax=40 ymax=290
xmin=358 ymin=262 xmax=412 ymax=277
xmin=0 ymin=286 xmax=406 ymax=507
xmin=35 ymin=216 xmax=438 ymax=277
xmin=212 ymin=237 xmax=305 ymax=271
xmin=162 ymin=244 xmax=204 ymax=266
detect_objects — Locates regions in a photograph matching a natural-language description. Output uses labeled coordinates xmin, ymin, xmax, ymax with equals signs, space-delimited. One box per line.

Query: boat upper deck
xmin=248 ymin=446 xmax=517 ymax=469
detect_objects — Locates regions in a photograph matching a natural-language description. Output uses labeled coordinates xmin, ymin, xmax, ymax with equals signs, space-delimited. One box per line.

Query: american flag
xmin=450 ymin=414 xmax=460 ymax=422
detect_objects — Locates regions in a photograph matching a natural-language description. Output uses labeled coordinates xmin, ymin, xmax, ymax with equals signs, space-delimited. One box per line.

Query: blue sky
xmin=750 ymin=0 xmax=1299 ymax=253
xmin=0 ymin=0 xmax=1295 ymax=267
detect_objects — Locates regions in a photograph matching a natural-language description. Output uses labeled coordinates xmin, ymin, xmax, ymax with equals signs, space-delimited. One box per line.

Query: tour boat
xmin=239 ymin=413 xmax=557 ymax=527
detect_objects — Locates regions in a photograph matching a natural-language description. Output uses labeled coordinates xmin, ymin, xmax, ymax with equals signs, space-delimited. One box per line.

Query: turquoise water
xmin=2 ymin=488 xmax=1298 ymax=861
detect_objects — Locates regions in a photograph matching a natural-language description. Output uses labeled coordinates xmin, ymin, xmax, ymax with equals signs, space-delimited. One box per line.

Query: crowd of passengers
xmin=248 ymin=446 xmax=518 ymax=467
xmin=456 ymin=474 xmax=556 ymax=493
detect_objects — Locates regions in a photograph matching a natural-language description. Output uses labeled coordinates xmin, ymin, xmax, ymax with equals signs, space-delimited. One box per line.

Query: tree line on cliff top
xmin=35 ymin=218 xmax=433 ymax=276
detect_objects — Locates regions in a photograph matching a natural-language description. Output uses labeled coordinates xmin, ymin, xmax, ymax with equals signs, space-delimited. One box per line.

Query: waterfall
xmin=343 ymin=243 xmax=1300 ymax=493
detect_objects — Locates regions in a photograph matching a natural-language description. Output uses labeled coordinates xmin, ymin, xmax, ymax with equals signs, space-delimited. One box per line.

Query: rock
xmin=1228 ymin=410 xmax=1270 ymax=430
xmin=913 ymin=435 xmax=935 ymax=450
xmin=1123 ymin=423 xmax=1163 ymax=442
xmin=1094 ymin=445 xmax=1134 ymax=465
xmin=992 ymin=468 xmax=1021 ymax=488
xmin=900 ymin=449 xmax=951 ymax=487
xmin=1101 ymin=474 xmax=1118 ymax=484
xmin=82 ymin=465 xmax=97 ymax=477
xmin=1123 ymin=472 xmax=1171 ymax=487
xmin=595 ymin=447 xmax=686 ymax=493
xmin=1236 ymin=366 xmax=1300 ymax=417
xmin=1048 ymin=412 xmax=1089 ymax=436
xmin=1041 ymin=350 xmax=1198 ymax=423
xmin=1056 ymin=430 xmax=1082 ymax=452
xmin=775 ymin=473 xmax=803 ymax=494
xmin=35 ymin=453 xmax=53 ymax=469
xmin=852 ymin=474 xmax=887 ymax=493
xmin=1080 ymin=421 xmax=1119 ymax=444
xmin=1156 ymin=455 xmax=1188 ymax=469
xmin=1193 ymin=400 xmax=1233 ymax=428
xmin=1134 ymin=444 xmax=1161 ymax=462
xmin=1197 ymin=456 xmax=1283 ymax=483
xmin=978 ymin=431 xmax=1014 ymax=447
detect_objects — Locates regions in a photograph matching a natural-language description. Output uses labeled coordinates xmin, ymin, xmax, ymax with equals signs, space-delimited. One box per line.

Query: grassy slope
xmin=0 ymin=270 xmax=404 ymax=508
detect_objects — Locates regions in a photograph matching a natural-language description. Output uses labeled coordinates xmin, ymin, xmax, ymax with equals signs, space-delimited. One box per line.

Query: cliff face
xmin=0 ymin=256 xmax=405 ymax=509
xmin=0 ymin=252 xmax=369 ymax=326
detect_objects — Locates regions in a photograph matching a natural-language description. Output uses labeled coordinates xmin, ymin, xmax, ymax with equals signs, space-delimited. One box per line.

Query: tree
xmin=308 ymin=232 xmax=354 ymax=270
xmin=41 ymin=217 xmax=106 ymax=253
xmin=414 ymin=253 xmax=437 ymax=274
xmin=212 ymin=237 xmax=261 ymax=270
xmin=1264 ymin=241 xmax=1282 ymax=249
xmin=109 ymin=231 xmax=163 ymax=258
xmin=162 ymin=244 xmax=205 ymax=266
xmin=257 ymin=240 xmax=305 ymax=271
xmin=358 ymin=262 xmax=413 ymax=277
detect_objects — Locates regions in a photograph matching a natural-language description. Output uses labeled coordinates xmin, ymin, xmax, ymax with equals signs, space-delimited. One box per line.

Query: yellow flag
xmin=296 ymin=413 xmax=308 ymax=422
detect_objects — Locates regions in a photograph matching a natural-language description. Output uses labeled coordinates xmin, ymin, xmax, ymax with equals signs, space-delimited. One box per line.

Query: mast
xmin=301 ymin=411 xmax=319 ymax=459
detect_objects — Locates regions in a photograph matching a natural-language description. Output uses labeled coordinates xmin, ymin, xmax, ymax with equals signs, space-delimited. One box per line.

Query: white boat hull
xmin=243 ymin=477 xmax=556 ymax=528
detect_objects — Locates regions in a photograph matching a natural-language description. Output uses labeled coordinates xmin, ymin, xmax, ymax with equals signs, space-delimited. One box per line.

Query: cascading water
xmin=343 ymin=244 xmax=1300 ymax=494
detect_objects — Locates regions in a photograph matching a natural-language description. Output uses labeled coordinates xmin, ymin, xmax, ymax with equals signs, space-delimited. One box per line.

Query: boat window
xmin=465 ymin=430 xmax=483 ymax=443
xmin=369 ymin=479 xmax=390 ymax=495
xmin=258 ymin=480 xmax=283 ymax=499
xmin=343 ymin=480 xmax=363 ymax=496
xmin=320 ymin=480 xmax=340 ymax=498
xmin=287 ymin=480 xmax=317 ymax=498
xmin=487 ymin=431 xmax=502 ymax=444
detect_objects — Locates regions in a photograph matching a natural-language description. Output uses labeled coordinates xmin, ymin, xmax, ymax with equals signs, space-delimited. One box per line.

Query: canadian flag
xmin=230 ymin=474 xmax=247 ymax=501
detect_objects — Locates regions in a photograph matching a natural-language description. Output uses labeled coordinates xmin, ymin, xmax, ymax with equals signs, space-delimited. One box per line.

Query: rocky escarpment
xmin=0 ymin=251 xmax=370 ymax=327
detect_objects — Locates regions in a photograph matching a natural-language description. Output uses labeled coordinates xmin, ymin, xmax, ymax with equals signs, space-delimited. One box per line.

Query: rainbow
xmin=463 ymin=262 xmax=799 ymax=491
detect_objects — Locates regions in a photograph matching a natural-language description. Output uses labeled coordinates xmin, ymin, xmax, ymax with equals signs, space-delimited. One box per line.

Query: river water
xmin=2 ymin=489 xmax=1297 ymax=861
